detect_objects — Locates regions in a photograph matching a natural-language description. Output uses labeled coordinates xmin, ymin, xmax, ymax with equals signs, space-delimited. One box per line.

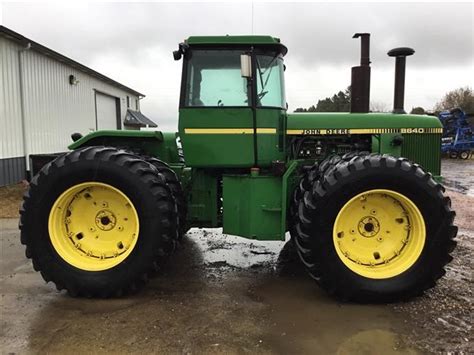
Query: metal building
xmin=0 ymin=26 xmax=157 ymax=186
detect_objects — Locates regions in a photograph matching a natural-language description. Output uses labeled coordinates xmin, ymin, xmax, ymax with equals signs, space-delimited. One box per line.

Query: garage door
xmin=96 ymin=92 xmax=119 ymax=130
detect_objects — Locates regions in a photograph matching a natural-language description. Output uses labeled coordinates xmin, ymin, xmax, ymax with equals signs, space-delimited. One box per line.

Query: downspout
xmin=18 ymin=42 xmax=31 ymax=175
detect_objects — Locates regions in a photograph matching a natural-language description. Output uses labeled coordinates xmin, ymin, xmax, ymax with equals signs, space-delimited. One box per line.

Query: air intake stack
xmin=387 ymin=47 xmax=415 ymax=114
xmin=350 ymin=33 xmax=371 ymax=113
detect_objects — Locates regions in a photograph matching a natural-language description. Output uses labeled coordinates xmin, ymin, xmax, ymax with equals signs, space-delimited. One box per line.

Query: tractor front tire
xmin=20 ymin=146 xmax=178 ymax=297
xmin=294 ymin=154 xmax=457 ymax=302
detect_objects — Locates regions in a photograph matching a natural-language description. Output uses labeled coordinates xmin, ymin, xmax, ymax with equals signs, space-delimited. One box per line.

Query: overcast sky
xmin=1 ymin=2 xmax=473 ymax=131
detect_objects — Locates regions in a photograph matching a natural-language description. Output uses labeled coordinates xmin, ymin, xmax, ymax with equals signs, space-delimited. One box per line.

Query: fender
xmin=68 ymin=130 xmax=182 ymax=165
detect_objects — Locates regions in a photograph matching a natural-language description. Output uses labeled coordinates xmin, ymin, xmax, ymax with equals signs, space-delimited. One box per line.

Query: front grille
xmin=401 ymin=134 xmax=441 ymax=175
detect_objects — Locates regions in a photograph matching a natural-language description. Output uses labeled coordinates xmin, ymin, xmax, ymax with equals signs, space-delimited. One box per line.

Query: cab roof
xmin=185 ymin=35 xmax=287 ymax=55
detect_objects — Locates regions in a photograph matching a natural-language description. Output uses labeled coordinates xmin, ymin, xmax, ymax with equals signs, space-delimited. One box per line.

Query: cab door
xmin=178 ymin=49 xmax=255 ymax=168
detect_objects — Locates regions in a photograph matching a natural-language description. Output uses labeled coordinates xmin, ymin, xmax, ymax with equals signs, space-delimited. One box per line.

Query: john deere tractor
xmin=20 ymin=33 xmax=457 ymax=302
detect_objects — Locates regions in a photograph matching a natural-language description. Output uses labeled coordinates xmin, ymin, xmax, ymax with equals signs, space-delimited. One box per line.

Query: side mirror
xmin=241 ymin=54 xmax=252 ymax=78
xmin=173 ymin=50 xmax=182 ymax=61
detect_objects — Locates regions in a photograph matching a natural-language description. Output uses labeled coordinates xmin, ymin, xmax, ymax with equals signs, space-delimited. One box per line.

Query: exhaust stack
xmin=387 ymin=47 xmax=415 ymax=114
xmin=350 ymin=33 xmax=371 ymax=113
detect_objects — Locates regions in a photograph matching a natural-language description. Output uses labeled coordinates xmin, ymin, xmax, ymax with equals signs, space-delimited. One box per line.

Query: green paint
xmin=402 ymin=133 xmax=442 ymax=175
xmin=371 ymin=134 xmax=402 ymax=156
xmin=188 ymin=169 xmax=218 ymax=227
xmin=287 ymin=112 xmax=442 ymax=130
xmin=281 ymin=160 xmax=300 ymax=239
xmin=186 ymin=35 xmax=283 ymax=46
xmin=179 ymin=108 xmax=286 ymax=167
xmin=223 ymin=174 xmax=282 ymax=240
xmin=69 ymin=130 xmax=182 ymax=164
xmin=68 ymin=130 xmax=163 ymax=150
xmin=179 ymin=108 xmax=255 ymax=167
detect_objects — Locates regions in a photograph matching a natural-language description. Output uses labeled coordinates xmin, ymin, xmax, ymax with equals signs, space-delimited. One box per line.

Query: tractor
xmin=20 ymin=33 xmax=457 ymax=302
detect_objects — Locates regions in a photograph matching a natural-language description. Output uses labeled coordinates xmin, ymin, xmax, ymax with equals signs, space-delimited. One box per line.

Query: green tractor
xmin=20 ymin=33 xmax=457 ymax=302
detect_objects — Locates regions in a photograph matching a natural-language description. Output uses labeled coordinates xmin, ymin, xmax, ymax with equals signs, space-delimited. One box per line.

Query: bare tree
xmin=370 ymin=101 xmax=390 ymax=113
xmin=410 ymin=107 xmax=426 ymax=114
xmin=434 ymin=86 xmax=474 ymax=113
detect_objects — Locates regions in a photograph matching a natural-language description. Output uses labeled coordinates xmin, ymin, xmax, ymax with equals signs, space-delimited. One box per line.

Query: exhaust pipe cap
xmin=388 ymin=47 xmax=415 ymax=57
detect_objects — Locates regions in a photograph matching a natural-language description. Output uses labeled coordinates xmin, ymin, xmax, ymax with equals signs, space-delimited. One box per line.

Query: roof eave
xmin=0 ymin=25 xmax=145 ymax=97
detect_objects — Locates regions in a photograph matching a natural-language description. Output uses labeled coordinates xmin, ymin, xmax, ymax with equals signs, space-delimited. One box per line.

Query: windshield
xmin=256 ymin=54 xmax=286 ymax=108
xmin=183 ymin=50 xmax=249 ymax=107
xmin=182 ymin=50 xmax=286 ymax=109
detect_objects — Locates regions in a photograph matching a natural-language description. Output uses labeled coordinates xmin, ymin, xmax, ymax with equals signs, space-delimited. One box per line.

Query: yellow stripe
xmin=184 ymin=127 xmax=442 ymax=135
xmin=286 ymin=128 xmax=443 ymax=135
xmin=184 ymin=128 xmax=276 ymax=134
xmin=256 ymin=128 xmax=278 ymax=134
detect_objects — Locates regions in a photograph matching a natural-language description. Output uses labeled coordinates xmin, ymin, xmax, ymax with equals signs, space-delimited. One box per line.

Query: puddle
xmin=441 ymin=159 xmax=474 ymax=197
xmin=190 ymin=228 xmax=286 ymax=270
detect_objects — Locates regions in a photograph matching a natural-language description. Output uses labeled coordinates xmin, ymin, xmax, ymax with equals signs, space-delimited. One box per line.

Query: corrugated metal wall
xmin=0 ymin=157 xmax=25 ymax=186
xmin=0 ymin=36 xmax=140 ymax=186
xmin=0 ymin=38 xmax=24 ymax=161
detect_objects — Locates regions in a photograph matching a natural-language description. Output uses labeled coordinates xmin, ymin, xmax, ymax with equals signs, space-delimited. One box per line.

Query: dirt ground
xmin=0 ymin=159 xmax=473 ymax=354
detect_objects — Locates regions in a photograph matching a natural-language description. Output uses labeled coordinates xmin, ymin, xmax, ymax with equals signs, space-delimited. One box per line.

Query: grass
xmin=0 ymin=183 xmax=27 ymax=218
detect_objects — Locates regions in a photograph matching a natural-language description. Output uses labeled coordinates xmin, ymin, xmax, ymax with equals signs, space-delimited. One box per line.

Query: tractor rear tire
xmin=20 ymin=146 xmax=178 ymax=297
xmin=293 ymin=154 xmax=457 ymax=302
xmin=145 ymin=157 xmax=188 ymax=239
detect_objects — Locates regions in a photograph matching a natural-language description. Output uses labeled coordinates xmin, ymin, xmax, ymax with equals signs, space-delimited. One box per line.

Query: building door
xmin=95 ymin=92 xmax=120 ymax=130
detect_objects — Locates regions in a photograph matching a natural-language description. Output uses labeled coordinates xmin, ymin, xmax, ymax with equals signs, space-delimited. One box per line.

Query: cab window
xmin=184 ymin=50 xmax=249 ymax=107
xmin=256 ymin=54 xmax=286 ymax=108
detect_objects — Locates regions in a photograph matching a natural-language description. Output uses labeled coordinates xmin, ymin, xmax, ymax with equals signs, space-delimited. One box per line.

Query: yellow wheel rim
xmin=333 ymin=189 xmax=425 ymax=279
xmin=48 ymin=182 xmax=140 ymax=271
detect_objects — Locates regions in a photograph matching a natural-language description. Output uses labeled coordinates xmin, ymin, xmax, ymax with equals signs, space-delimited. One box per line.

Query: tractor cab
xmin=174 ymin=36 xmax=288 ymax=168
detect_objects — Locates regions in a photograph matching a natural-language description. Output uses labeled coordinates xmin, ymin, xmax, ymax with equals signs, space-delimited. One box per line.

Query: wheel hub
xmin=95 ymin=210 xmax=117 ymax=231
xmin=358 ymin=216 xmax=380 ymax=237
xmin=333 ymin=189 xmax=426 ymax=279
xmin=48 ymin=182 xmax=140 ymax=271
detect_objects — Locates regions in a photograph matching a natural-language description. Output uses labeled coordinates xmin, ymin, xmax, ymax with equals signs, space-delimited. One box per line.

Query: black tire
xmin=20 ymin=146 xmax=178 ymax=297
xmin=145 ymin=157 xmax=188 ymax=239
xmin=294 ymin=154 xmax=457 ymax=302
xmin=289 ymin=152 xmax=368 ymax=239
xmin=460 ymin=151 xmax=470 ymax=160
xmin=449 ymin=151 xmax=458 ymax=159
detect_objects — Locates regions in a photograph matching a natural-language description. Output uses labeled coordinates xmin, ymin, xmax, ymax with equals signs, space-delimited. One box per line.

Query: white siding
xmin=0 ymin=38 xmax=24 ymax=159
xmin=0 ymin=36 xmax=139 ymax=163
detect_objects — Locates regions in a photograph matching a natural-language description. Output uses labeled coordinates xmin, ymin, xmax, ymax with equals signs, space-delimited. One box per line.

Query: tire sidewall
xmin=310 ymin=166 xmax=448 ymax=298
xmin=24 ymin=157 xmax=168 ymax=293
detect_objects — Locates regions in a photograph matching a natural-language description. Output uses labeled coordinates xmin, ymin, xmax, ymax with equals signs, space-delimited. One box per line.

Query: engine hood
xmin=286 ymin=112 xmax=442 ymax=135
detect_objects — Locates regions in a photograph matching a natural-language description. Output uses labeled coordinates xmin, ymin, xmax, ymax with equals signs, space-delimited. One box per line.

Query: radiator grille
xmin=401 ymin=134 xmax=441 ymax=175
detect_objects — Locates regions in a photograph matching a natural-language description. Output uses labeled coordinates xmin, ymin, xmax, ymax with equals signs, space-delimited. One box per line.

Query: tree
xmin=294 ymin=88 xmax=351 ymax=112
xmin=434 ymin=86 xmax=474 ymax=113
xmin=370 ymin=101 xmax=390 ymax=113
xmin=410 ymin=107 xmax=426 ymax=115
